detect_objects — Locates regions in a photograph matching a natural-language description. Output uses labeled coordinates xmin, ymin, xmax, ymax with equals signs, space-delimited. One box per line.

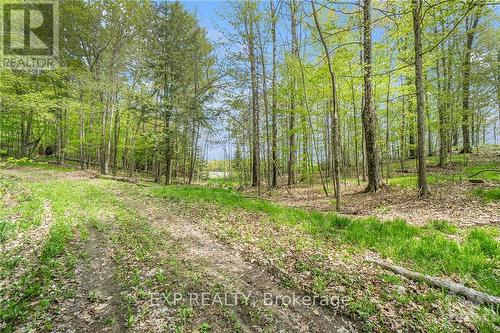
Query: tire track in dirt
xmin=52 ymin=226 xmax=125 ymax=333
xmin=123 ymin=193 xmax=359 ymax=333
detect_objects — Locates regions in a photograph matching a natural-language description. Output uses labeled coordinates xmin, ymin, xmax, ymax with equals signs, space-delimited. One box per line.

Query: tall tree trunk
xmin=271 ymin=0 xmax=278 ymax=189
xmin=362 ymin=0 xmax=380 ymax=192
xmin=350 ymin=79 xmax=360 ymax=185
xmin=112 ymin=108 xmax=119 ymax=175
xmin=257 ymin=21 xmax=270 ymax=189
xmin=425 ymin=87 xmax=432 ymax=156
xmin=311 ymin=0 xmax=340 ymax=210
xmin=297 ymin=48 xmax=329 ymax=196
xmin=436 ymin=54 xmax=448 ymax=167
xmin=164 ymin=108 xmax=172 ymax=185
xmin=100 ymin=102 xmax=108 ymax=174
xmin=244 ymin=8 xmax=260 ymax=194
xmin=79 ymin=96 xmax=85 ymax=170
xmin=188 ymin=59 xmax=200 ymax=185
xmin=412 ymin=0 xmax=428 ymax=197
xmin=461 ymin=15 xmax=479 ymax=153
xmin=288 ymin=0 xmax=298 ymax=187
xmin=57 ymin=109 xmax=63 ymax=164
xmin=385 ymin=72 xmax=391 ymax=183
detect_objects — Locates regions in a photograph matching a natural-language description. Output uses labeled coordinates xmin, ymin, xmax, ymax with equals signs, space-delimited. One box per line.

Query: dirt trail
xmin=126 ymin=194 xmax=358 ymax=333
xmin=52 ymin=227 xmax=125 ymax=333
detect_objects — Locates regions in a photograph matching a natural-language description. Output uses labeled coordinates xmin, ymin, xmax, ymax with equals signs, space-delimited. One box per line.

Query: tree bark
xmin=311 ymin=0 xmax=340 ymax=210
xmin=271 ymin=0 xmax=278 ymax=189
xmin=288 ymin=0 xmax=298 ymax=187
xmin=244 ymin=7 xmax=260 ymax=193
xmin=436 ymin=54 xmax=448 ymax=167
xmin=412 ymin=0 xmax=428 ymax=196
xmin=362 ymin=0 xmax=380 ymax=192
xmin=461 ymin=15 xmax=479 ymax=154
xmin=257 ymin=20 xmax=270 ymax=190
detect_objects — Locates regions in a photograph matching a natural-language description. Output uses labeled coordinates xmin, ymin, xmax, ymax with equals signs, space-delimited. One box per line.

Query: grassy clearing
xmin=152 ymin=185 xmax=500 ymax=296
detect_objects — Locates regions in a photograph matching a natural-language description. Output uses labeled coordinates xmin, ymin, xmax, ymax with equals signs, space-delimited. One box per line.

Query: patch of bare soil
xmin=125 ymin=195 xmax=358 ymax=333
xmin=51 ymin=227 xmax=125 ymax=333
xmin=257 ymin=181 xmax=499 ymax=227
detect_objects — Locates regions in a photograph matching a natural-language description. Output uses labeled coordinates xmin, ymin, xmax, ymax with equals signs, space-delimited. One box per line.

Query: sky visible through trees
xmin=0 ymin=0 xmax=499 ymax=195
xmin=192 ymin=0 xmax=499 ymax=160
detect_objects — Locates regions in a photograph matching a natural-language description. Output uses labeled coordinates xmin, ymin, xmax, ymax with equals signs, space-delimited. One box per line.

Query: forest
xmin=0 ymin=0 xmax=499 ymax=332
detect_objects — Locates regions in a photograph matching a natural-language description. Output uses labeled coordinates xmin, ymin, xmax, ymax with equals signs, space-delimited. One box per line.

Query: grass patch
xmin=152 ymin=185 xmax=500 ymax=296
xmin=473 ymin=188 xmax=500 ymax=202
xmin=388 ymin=174 xmax=448 ymax=188
xmin=425 ymin=220 xmax=458 ymax=234
xmin=465 ymin=163 xmax=500 ymax=182
xmin=388 ymin=160 xmax=499 ymax=188
xmin=0 ymin=179 xmax=113 ymax=330
xmin=1 ymin=157 xmax=75 ymax=172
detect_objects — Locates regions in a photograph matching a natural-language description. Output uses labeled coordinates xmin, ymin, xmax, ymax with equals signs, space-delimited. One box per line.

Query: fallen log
xmin=97 ymin=175 xmax=137 ymax=183
xmin=365 ymin=257 xmax=500 ymax=306
xmin=97 ymin=175 xmax=150 ymax=187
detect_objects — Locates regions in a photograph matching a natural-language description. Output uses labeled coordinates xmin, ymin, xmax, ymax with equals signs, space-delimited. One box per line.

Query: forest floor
xmin=0 ymin=148 xmax=499 ymax=332
xmin=243 ymin=146 xmax=500 ymax=227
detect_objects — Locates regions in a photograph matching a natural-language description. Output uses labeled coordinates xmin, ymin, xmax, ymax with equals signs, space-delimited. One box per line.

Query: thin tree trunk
xmin=79 ymin=94 xmax=85 ymax=170
xmin=288 ymin=0 xmax=298 ymax=187
xmin=311 ymin=0 xmax=340 ymax=210
xmin=271 ymin=0 xmax=278 ymax=189
xmin=257 ymin=21 xmax=270 ymax=190
xmin=112 ymin=108 xmax=119 ymax=175
xmin=436 ymin=54 xmax=448 ymax=167
xmin=461 ymin=15 xmax=479 ymax=153
xmin=244 ymin=8 xmax=260 ymax=194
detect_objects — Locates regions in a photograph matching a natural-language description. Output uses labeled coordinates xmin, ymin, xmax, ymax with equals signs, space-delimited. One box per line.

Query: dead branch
xmin=468 ymin=169 xmax=500 ymax=178
xmin=365 ymin=257 xmax=500 ymax=306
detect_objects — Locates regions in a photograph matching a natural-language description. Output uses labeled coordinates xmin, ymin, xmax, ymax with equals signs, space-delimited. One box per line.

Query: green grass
xmin=465 ymin=163 xmax=500 ymax=182
xmin=1 ymin=157 xmax=76 ymax=172
xmin=152 ymin=185 xmax=500 ymax=296
xmin=473 ymin=188 xmax=500 ymax=201
xmin=386 ymin=157 xmax=499 ymax=188
xmin=0 ymin=179 xmax=113 ymax=330
xmin=205 ymin=178 xmax=240 ymax=189
xmin=388 ymin=174 xmax=445 ymax=187
xmin=425 ymin=220 xmax=458 ymax=234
